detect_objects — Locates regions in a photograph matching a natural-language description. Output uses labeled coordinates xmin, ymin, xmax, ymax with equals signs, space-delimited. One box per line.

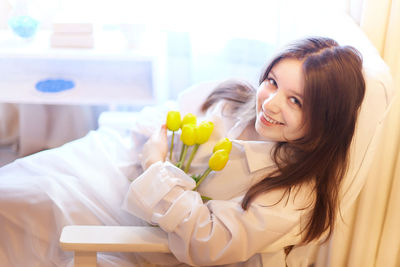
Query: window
xmin=3 ymin=0 xmax=349 ymax=100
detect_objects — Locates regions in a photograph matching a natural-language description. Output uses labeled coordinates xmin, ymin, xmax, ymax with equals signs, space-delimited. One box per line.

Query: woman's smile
xmin=261 ymin=110 xmax=284 ymax=126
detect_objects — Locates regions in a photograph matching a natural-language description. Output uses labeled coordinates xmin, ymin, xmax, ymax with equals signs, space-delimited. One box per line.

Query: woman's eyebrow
xmin=270 ymin=69 xmax=303 ymax=100
xmin=288 ymin=89 xmax=304 ymax=100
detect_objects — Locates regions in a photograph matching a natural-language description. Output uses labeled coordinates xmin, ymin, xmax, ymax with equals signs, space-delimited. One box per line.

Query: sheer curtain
xmin=359 ymin=0 xmax=400 ymax=87
xmin=314 ymin=0 xmax=400 ymax=266
xmin=315 ymin=99 xmax=400 ymax=267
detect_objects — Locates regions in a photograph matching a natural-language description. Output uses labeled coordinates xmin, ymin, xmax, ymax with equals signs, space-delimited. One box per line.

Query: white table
xmin=0 ymin=29 xmax=168 ymax=157
xmin=0 ymin=29 xmax=168 ymax=105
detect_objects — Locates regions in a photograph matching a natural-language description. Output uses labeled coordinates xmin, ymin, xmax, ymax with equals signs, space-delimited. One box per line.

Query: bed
xmin=0 ymin=11 xmax=395 ymax=267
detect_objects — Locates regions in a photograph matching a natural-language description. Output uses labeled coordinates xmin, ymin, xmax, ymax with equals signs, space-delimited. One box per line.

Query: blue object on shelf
xmin=8 ymin=15 xmax=39 ymax=38
xmin=35 ymin=79 xmax=75 ymax=93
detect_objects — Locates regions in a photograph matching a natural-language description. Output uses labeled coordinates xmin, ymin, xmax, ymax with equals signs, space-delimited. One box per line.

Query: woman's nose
xmin=263 ymin=91 xmax=282 ymax=114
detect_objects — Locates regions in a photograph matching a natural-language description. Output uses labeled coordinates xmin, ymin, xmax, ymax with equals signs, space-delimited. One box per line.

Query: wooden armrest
xmin=60 ymin=225 xmax=170 ymax=253
xmin=59 ymin=225 xmax=299 ymax=266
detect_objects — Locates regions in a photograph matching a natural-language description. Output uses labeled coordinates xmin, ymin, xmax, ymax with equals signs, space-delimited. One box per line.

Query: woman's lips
xmin=261 ymin=112 xmax=284 ymax=126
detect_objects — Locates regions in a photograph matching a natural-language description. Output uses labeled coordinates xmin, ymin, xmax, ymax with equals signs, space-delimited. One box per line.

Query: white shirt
xmin=123 ymin=100 xmax=316 ymax=266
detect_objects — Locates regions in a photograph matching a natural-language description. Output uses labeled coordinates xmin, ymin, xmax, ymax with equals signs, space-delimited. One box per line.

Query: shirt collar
xmin=204 ymin=101 xmax=276 ymax=173
xmin=233 ymin=140 xmax=276 ymax=173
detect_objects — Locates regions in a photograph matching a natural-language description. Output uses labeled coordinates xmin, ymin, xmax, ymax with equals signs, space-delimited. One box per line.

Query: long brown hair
xmin=200 ymin=37 xmax=366 ymax=242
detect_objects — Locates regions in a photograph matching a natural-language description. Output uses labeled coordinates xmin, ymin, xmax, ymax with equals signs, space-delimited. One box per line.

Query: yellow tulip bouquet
xmin=166 ymin=111 xmax=232 ymax=200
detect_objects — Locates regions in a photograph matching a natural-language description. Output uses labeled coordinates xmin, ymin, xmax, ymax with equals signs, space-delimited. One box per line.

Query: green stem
xmin=179 ymin=144 xmax=185 ymax=161
xmin=169 ymin=131 xmax=175 ymax=160
xmin=191 ymin=174 xmax=199 ymax=182
xmin=176 ymin=145 xmax=188 ymax=169
xmin=194 ymin=167 xmax=212 ymax=190
xmin=184 ymin=144 xmax=199 ymax=173
xmin=201 ymin=195 xmax=212 ymax=202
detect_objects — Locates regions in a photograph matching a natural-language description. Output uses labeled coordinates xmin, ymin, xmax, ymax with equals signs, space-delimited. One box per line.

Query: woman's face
xmin=255 ymin=58 xmax=306 ymax=142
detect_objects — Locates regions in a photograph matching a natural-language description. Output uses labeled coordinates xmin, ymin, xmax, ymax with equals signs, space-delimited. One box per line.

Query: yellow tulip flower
xmin=166 ymin=111 xmax=181 ymax=160
xmin=180 ymin=124 xmax=197 ymax=146
xmin=183 ymin=121 xmax=214 ymax=173
xmin=208 ymin=149 xmax=229 ymax=171
xmin=213 ymin=138 xmax=232 ymax=154
xmin=195 ymin=121 xmax=214 ymax=145
xmin=176 ymin=124 xmax=196 ymax=169
xmin=181 ymin=113 xmax=197 ymax=128
xmin=194 ymin=149 xmax=229 ymax=190
xmin=177 ymin=113 xmax=196 ymax=167
xmin=166 ymin=111 xmax=181 ymax=131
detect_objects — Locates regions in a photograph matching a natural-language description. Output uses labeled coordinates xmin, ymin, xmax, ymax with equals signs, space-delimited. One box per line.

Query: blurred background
xmin=0 ymin=0 xmax=398 ymax=162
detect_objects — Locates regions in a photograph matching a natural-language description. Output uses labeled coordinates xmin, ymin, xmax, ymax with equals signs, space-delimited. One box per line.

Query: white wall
xmin=0 ymin=0 xmax=11 ymax=29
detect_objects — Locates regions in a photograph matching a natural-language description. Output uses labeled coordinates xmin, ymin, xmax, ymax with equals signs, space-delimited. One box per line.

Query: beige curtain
xmin=360 ymin=0 xmax=400 ymax=87
xmin=315 ymin=97 xmax=400 ymax=267
xmin=315 ymin=0 xmax=400 ymax=266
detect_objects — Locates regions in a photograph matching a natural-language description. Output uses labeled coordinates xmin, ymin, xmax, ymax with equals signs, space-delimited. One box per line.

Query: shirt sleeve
xmin=122 ymin=161 xmax=309 ymax=266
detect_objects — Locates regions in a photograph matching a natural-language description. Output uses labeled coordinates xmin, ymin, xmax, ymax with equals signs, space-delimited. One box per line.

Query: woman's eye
xmin=267 ymin=78 xmax=277 ymax=87
xmin=289 ymin=97 xmax=302 ymax=107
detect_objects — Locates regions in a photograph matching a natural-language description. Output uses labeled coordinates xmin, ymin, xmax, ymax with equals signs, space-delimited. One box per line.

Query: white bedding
xmin=0 ymin=127 xmax=150 ymax=266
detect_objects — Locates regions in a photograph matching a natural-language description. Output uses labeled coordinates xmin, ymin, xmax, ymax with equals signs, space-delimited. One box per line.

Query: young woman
xmin=123 ymin=37 xmax=366 ymax=266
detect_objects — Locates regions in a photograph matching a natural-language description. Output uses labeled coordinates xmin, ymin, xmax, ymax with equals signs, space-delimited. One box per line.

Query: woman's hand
xmin=140 ymin=124 xmax=168 ymax=170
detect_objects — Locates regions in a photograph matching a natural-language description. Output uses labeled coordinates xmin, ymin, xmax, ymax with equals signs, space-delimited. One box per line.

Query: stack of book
xmin=50 ymin=21 xmax=94 ymax=48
